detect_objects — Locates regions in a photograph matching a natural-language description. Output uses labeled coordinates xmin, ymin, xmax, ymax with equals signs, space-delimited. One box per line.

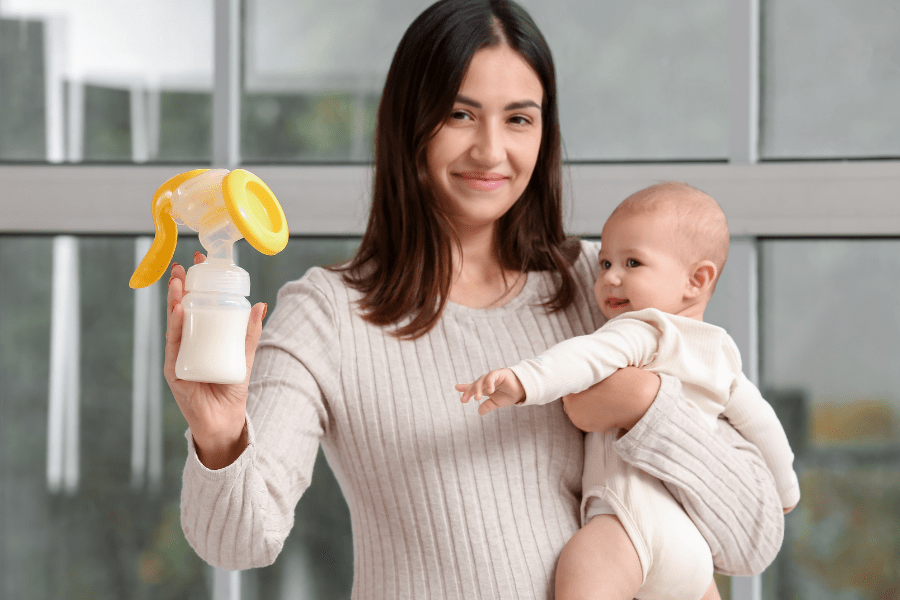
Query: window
xmin=1 ymin=1 xmax=899 ymax=599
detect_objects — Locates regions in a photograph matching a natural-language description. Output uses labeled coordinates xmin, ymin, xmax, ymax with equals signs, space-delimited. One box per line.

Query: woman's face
xmin=426 ymin=44 xmax=544 ymax=233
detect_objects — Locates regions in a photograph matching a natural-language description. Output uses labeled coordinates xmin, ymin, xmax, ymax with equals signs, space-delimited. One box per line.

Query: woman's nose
xmin=470 ymin=122 xmax=504 ymax=165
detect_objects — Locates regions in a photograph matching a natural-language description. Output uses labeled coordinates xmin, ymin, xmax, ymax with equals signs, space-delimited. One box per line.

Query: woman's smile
xmin=455 ymin=171 xmax=509 ymax=191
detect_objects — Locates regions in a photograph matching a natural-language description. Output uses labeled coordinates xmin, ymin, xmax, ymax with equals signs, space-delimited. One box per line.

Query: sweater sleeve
xmin=180 ymin=270 xmax=338 ymax=570
xmin=510 ymin=314 xmax=661 ymax=406
xmin=722 ymin=371 xmax=801 ymax=508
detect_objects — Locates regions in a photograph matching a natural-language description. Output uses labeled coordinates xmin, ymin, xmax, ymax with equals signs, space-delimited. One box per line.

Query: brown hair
xmin=334 ymin=0 xmax=580 ymax=339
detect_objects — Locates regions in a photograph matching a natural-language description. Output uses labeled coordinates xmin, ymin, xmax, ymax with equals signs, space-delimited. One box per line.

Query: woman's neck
xmin=448 ymin=225 xmax=526 ymax=309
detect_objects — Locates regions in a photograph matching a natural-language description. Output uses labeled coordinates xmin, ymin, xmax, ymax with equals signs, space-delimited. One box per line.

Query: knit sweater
xmin=179 ymin=241 xmax=785 ymax=598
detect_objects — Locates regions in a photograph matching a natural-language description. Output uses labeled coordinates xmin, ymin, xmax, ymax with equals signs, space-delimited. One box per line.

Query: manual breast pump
xmin=129 ymin=169 xmax=289 ymax=384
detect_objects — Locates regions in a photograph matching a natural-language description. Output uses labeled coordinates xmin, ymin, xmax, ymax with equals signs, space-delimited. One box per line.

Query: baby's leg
xmin=700 ymin=580 xmax=722 ymax=600
xmin=555 ymin=514 xmax=642 ymax=600
xmin=581 ymin=431 xmax=714 ymax=600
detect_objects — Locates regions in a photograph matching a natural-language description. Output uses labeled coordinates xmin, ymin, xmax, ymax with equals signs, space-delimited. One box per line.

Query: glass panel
xmin=83 ymin=85 xmax=131 ymax=161
xmin=0 ymin=234 xmax=358 ymax=598
xmin=0 ymin=0 xmax=213 ymax=164
xmin=0 ymin=18 xmax=46 ymax=160
xmin=158 ymin=91 xmax=212 ymax=163
xmin=760 ymin=0 xmax=900 ymax=159
xmin=759 ymin=239 xmax=900 ymax=599
xmin=243 ymin=0 xmax=729 ymax=162
xmin=0 ymin=236 xmax=210 ymax=599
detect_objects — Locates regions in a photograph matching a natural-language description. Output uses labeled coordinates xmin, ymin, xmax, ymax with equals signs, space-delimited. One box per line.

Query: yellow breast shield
xmin=129 ymin=169 xmax=289 ymax=289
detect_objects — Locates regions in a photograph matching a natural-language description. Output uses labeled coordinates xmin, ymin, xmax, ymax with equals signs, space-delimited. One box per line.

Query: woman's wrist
xmin=193 ymin=420 xmax=249 ymax=470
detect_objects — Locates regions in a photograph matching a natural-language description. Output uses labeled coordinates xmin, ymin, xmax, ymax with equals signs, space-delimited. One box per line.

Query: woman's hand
xmin=561 ymin=367 xmax=661 ymax=433
xmin=164 ymin=252 xmax=268 ymax=470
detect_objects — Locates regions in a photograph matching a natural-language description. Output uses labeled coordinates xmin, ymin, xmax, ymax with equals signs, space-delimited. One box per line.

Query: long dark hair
xmin=336 ymin=0 xmax=579 ymax=339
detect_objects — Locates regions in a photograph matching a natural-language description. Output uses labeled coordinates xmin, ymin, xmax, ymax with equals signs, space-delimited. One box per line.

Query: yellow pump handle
xmin=129 ymin=169 xmax=209 ymax=289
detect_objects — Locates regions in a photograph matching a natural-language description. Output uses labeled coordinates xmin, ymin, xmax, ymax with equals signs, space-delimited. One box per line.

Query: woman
xmin=165 ymin=1 xmax=784 ymax=598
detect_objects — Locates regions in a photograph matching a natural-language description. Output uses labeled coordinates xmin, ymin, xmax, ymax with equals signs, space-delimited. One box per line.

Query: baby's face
xmin=594 ymin=211 xmax=692 ymax=320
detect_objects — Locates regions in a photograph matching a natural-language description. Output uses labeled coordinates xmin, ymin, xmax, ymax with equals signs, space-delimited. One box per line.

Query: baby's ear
xmin=685 ymin=261 xmax=717 ymax=298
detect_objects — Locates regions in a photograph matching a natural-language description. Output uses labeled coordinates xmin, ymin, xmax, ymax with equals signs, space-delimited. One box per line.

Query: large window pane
xmin=760 ymin=0 xmax=900 ymax=159
xmin=0 ymin=234 xmax=359 ymax=598
xmin=243 ymin=0 xmax=729 ymax=163
xmin=759 ymin=239 xmax=900 ymax=599
xmin=0 ymin=236 xmax=210 ymax=599
xmin=0 ymin=0 xmax=213 ymax=164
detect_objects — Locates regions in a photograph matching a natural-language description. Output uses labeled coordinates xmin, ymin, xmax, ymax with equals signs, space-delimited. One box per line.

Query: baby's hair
xmin=610 ymin=181 xmax=730 ymax=278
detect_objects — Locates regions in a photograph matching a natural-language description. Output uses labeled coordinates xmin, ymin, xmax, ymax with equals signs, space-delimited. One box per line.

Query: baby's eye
xmin=599 ymin=259 xmax=611 ymax=270
xmin=626 ymin=258 xmax=641 ymax=268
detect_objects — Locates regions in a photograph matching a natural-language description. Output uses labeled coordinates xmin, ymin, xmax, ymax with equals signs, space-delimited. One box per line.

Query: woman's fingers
xmin=164 ymin=262 xmax=188 ymax=383
xmin=166 ymin=263 xmax=185 ymax=315
xmin=194 ymin=251 xmax=206 ymax=265
xmin=164 ymin=297 xmax=184 ymax=384
xmin=243 ymin=302 xmax=268 ymax=382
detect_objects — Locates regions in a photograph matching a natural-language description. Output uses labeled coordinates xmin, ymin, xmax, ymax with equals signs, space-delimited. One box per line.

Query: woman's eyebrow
xmin=455 ymin=95 xmax=541 ymax=111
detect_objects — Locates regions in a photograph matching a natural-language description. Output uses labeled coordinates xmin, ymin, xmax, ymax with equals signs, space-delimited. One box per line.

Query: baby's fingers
xmin=455 ymin=383 xmax=474 ymax=403
xmin=478 ymin=398 xmax=501 ymax=416
xmin=458 ymin=380 xmax=487 ymax=403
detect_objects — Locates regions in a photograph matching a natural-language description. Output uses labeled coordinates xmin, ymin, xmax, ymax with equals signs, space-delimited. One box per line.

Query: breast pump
xmin=129 ymin=169 xmax=289 ymax=384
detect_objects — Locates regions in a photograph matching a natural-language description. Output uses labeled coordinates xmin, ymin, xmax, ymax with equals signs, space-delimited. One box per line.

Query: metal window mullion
xmin=130 ymin=86 xmax=150 ymax=163
xmin=44 ymin=16 xmax=66 ymax=163
xmin=212 ymin=1 xmax=244 ymax=598
xmin=131 ymin=238 xmax=150 ymax=489
xmin=66 ymin=80 xmax=85 ymax=163
xmin=212 ymin=0 xmax=242 ymax=169
xmin=47 ymin=236 xmax=80 ymax=495
xmin=730 ymin=0 xmax=763 ymax=597
xmin=131 ymin=238 xmax=165 ymax=492
xmin=729 ymin=0 xmax=760 ymax=165
xmin=147 ymin=281 xmax=164 ymax=493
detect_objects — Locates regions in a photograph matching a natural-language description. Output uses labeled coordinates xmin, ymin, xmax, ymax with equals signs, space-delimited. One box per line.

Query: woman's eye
xmin=450 ymin=110 xmax=471 ymax=121
xmin=626 ymin=259 xmax=641 ymax=268
xmin=509 ymin=115 xmax=531 ymax=126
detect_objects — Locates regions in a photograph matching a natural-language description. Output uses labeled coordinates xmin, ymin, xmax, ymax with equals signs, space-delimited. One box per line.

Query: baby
xmin=457 ymin=182 xmax=800 ymax=600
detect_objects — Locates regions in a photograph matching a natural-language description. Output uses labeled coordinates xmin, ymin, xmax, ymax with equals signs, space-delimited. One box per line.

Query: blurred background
xmin=1 ymin=0 xmax=898 ymax=599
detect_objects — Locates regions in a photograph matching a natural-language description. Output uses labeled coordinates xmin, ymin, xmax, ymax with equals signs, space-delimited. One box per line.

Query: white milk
xmin=176 ymin=303 xmax=251 ymax=384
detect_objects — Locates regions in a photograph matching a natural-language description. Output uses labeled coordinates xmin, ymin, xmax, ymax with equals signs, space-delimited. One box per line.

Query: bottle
xmin=175 ymin=259 xmax=251 ymax=384
xmin=129 ymin=168 xmax=289 ymax=384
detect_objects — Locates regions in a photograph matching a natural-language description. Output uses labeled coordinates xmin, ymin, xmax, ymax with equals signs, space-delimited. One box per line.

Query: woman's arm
xmin=179 ymin=273 xmax=336 ymax=570
xmin=564 ymin=369 xmax=785 ymax=577
xmin=561 ymin=366 xmax=660 ymax=432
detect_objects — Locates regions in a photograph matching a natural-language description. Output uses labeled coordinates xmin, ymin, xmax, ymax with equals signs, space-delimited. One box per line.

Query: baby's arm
xmin=722 ymin=371 xmax=801 ymax=510
xmin=458 ymin=314 xmax=661 ymax=414
xmin=456 ymin=368 xmax=526 ymax=415
xmin=511 ymin=315 xmax=660 ymax=406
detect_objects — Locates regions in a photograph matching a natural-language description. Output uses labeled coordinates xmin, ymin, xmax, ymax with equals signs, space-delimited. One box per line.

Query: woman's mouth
xmin=456 ymin=172 xmax=508 ymax=191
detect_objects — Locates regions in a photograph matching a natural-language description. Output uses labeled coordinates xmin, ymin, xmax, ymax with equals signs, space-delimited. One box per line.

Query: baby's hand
xmin=455 ymin=368 xmax=526 ymax=415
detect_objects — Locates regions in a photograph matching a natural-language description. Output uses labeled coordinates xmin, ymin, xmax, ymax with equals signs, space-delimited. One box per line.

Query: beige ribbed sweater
xmin=180 ymin=241 xmax=785 ymax=599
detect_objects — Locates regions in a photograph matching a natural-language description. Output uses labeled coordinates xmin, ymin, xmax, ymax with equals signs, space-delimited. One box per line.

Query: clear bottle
xmin=175 ymin=259 xmax=251 ymax=384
